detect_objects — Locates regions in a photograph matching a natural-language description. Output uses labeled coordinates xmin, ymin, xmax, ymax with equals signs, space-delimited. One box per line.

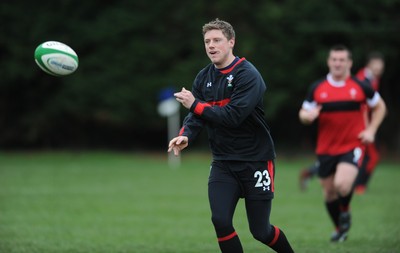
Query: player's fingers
xmin=168 ymin=139 xmax=175 ymax=147
xmin=176 ymin=137 xmax=183 ymax=145
xmin=358 ymin=134 xmax=364 ymax=143
xmin=173 ymin=147 xmax=180 ymax=156
xmin=168 ymin=138 xmax=179 ymax=149
xmin=358 ymin=131 xmax=365 ymax=139
xmin=358 ymin=131 xmax=372 ymax=144
xmin=174 ymin=91 xmax=185 ymax=99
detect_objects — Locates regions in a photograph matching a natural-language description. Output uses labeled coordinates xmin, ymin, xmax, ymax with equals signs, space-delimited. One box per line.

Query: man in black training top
xmin=168 ymin=18 xmax=294 ymax=253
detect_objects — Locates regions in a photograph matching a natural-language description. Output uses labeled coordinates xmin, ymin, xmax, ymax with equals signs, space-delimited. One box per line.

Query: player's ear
xmin=229 ymin=38 xmax=235 ymax=48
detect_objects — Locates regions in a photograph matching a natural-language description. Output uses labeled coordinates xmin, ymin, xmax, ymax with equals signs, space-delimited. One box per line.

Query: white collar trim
xmin=327 ymin=73 xmax=346 ymax=87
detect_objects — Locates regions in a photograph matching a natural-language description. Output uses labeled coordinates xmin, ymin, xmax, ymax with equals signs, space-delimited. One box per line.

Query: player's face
xmin=368 ymin=59 xmax=385 ymax=77
xmin=327 ymin=50 xmax=352 ymax=80
xmin=204 ymin=29 xmax=235 ymax=68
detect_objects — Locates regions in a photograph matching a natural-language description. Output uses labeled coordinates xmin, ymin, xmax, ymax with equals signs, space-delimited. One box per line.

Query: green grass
xmin=0 ymin=151 xmax=399 ymax=253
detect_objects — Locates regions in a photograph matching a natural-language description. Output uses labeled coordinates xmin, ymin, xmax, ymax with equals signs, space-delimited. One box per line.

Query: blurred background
xmin=1 ymin=0 xmax=399 ymax=157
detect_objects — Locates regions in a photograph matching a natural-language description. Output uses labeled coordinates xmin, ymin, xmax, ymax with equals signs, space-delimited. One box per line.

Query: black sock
xmin=339 ymin=192 xmax=353 ymax=212
xmin=217 ymin=229 xmax=243 ymax=253
xmin=267 ymin=226 xmax=294 ymax=253
xmin=325 ymin=199 xmax=340 ymax=228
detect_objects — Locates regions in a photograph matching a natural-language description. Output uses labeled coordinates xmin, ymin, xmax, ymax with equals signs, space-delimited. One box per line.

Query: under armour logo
xmin=207 ymin=82 xmax=212 ymax=87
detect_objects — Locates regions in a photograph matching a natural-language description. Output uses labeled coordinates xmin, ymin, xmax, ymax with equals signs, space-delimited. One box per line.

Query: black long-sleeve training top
xmin=179 ymin=57 xmax=276 ymax=162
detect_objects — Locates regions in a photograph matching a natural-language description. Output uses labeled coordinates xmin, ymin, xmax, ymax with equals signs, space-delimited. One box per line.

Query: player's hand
xmin=168 ymin=136 xmax=189 ymax=156
xmin=174 ymin=87 xmax=195 ymax=109
xmin=358 ymin=128 xmax=375 ymax=144
xmin=299 ymin=106 xmax=322 ymax=125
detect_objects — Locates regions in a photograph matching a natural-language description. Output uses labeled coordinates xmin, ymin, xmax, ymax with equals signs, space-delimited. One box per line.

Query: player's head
xmin=202 ymin=19 xmax=236 ymax=68
xmin=202 ymin=18 xmax=235 ymax=41
xmin=327 ymin=44 xmax=353 ymax=80
xmin=366 ymin=51 xmax=385 ymax=78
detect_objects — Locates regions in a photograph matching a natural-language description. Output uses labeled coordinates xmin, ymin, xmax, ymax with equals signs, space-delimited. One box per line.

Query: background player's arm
xmin=358 ymin=98 xmax=386 ymax=143
xmin=299 ymin=104 xmax=322 ymax=125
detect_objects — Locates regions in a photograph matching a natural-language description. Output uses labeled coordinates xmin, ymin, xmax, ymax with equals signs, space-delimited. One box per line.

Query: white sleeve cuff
xmin=302 ymin=101 xmax=317 ymax=111
xmin=367 ymin=92 xmax=380 ymax=108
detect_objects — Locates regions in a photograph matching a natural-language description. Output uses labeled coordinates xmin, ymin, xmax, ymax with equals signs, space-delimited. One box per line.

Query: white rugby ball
xmin=34 ymin=41 xmax=79 ymax=76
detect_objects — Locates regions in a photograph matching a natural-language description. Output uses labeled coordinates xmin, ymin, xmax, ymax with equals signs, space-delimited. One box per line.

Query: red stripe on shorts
xmin=268 ymin=160 xmax=275 ymax=192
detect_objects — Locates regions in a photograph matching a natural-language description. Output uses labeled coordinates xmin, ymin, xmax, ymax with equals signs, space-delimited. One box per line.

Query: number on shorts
xmin=254 ymin=170 xmax=271 ymax=189
xmin=353 ymin=147 xmax=362 ymax=163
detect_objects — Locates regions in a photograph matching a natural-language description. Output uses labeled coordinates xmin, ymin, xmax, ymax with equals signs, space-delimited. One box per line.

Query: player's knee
xmin=334 ymin=178 xmax=353 ymax=195
xmin=211 ymin=214 xmax=232 ymax=229
xmin=335 ymin=182 xmax=352 ymax=196
xmin=323 ymin=187 xmax=337 ymax=201
xmin=250 ymin=224 xmax=274 ymax=244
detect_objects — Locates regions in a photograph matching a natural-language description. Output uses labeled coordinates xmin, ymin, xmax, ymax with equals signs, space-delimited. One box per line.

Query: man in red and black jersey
xmin=299 ymin=45 xmax=386 ymax=242
xmin=298 ymin=52 xmax=386 ymax=194
xmin=356 ymin=52 xmax=384 ymax=92
xmin=354 ymin=52 xmax=385 ymax=194
xmin=168 ymin=19 xmax=294 ymax=253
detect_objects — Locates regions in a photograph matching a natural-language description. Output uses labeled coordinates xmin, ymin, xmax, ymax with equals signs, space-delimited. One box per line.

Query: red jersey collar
xmin=218 ymin=57 xmax=246 ymax=74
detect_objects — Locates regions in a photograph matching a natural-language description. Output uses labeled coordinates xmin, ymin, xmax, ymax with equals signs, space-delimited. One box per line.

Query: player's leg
xmin=245 ymin=199 xmax=294 ymax=253
xmin=366 ymin=143 xmax=380 ymax=176
xmin=355 ymin=143 xmax=380 ymax=194
xmin=235 ymin=160 xmax=294 ymax=252
xmin=354 ymin=151 xmax=370 ymax=194
xmin=209 ymin=181 xmax=242 ymax=252
xmin=318 ymin=155 xmax=341 ymax=238
xmin=299 ymin=161 xmax=319 ymax=191
xmin=332 ymin=161 xmax=358 ymax=241
xmin=334 ymin=162 xmax=358 ymax=211
xmin=336 ymin=146 xmax=365 ymax=212
xmin=319 ymin=175 xmax=340 ymax=229
xmin=208 ymin=161 xmax=243 ymax=253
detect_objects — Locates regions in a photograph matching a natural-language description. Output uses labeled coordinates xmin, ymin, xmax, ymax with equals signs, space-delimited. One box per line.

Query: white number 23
xmin=254 ymin=170 xmax=271 ymax=189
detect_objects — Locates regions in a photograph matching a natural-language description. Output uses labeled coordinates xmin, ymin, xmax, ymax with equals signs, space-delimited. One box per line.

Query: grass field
xmin=0 ymin=151 xmax=399 ymax=253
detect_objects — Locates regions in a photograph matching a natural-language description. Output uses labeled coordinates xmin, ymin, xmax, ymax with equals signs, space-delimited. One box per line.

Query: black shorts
xmin=208 ymin=160 xmax=275 ymax=200
xmin=317 ymin=146 xmax=365 ymax=178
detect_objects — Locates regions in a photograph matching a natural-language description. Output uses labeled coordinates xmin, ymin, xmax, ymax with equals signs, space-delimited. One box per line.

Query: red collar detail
xmin=219 ymin=57 xmax=246 ymax=74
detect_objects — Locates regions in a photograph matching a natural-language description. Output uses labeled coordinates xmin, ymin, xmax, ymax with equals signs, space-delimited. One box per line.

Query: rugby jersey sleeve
xmin=353 ymin=77 xmax=381 ymax=108
xmin=301 ymin=80 xmax=321 ymax=110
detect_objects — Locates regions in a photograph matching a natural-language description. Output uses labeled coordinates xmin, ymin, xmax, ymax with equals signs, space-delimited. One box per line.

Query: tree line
xmin=1 ymin=0 xmax=399 ymax=153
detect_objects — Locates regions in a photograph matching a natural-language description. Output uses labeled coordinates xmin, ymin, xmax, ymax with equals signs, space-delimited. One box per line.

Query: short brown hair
xmin=367 ymin=51 xmax=384 ymax=63
xmin=329 ymin=44 xmax=352 ymax=59
xmin=202 ymin=18 xmax=235 ymax=40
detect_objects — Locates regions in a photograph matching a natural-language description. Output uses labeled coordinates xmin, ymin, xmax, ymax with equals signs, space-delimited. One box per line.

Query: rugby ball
xmin=34 ymin=41 xmax=79 ymax=76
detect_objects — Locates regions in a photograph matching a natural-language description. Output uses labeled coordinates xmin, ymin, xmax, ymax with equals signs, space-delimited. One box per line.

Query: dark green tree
xmin=1 ymin=0 xmax=399 ymax=152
